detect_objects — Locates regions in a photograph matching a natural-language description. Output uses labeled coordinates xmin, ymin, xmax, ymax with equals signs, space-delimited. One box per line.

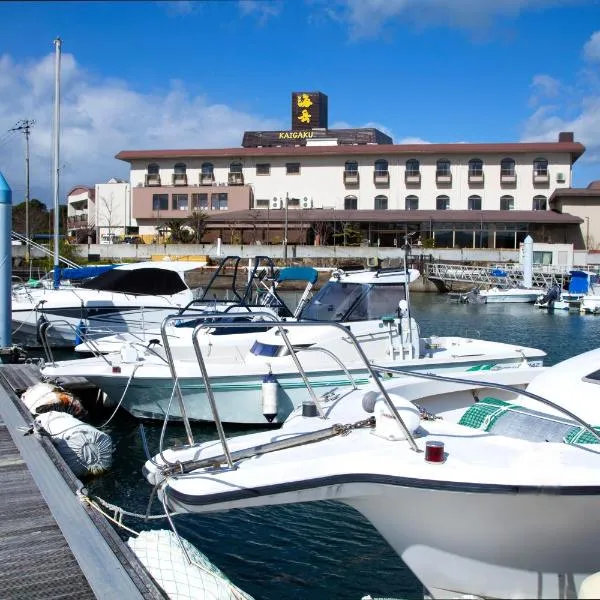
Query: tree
xmin=12 ymin=199 xmax=50 ymax=236
xmin=186 ymin=211 xmax=208 ymax=244
xmin=165 ymin=219 xmax=192 ymax=243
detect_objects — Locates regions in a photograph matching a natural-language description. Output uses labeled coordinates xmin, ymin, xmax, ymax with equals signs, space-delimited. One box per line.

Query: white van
xmin=100 ymin=233 xmax=119 ymax=245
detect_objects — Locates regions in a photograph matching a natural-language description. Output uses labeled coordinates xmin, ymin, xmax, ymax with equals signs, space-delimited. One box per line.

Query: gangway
xmin=424 ymin=263 xmax=567 ymax=290
xmin=11 ymin=231 xmax=80 ymax=269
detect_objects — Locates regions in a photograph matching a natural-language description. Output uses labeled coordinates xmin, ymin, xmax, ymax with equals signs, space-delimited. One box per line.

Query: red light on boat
xmin=112 ymin=365 xmax=121 ymax=374
xmin=425 ymin=441 xmax=445 ymax=463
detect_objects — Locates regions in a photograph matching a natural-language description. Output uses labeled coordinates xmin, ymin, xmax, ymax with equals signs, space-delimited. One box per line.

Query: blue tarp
xmin=568 ymin=270 xmax=592 ymax=294
xmin=60 ymin=264 xmax=117 ymax=281
xmin=276 ymin=266 xmax=319 ymax=285
xmin=490 ymin=269 xmax=508 ymax=277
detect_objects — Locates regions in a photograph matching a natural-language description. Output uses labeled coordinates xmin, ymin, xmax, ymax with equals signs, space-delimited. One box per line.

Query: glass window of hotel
xmin=406 ymin=159 xmax=420 ymax=175
xmin=201 ymin=162 xmax=214 ymax=175
xmin=501 ymin=157 xmax=515 ymax=176
xmin=344 ymin=195 xmax=358 ymax=210
xmin=211 ymin=192 xmax=228 ymax=210
xmin=147 ymin=163 xmax=159 ymax=175
xmin=229 ymin=161 xmax=243 ymax=173
xmin=468 ymin=158 xmax=483 ymax=176
xmin=436 ymin=159 xmax=451 ymax=175
xmin=468 ymin=195 xmax=482 ymax=210
xmin=152 ymin=194 xmax=168 ymax=211
xmin=532 ymin=195 xmax=547 ymax=210
xmin=174 ymin=162 xmax=187 ymax=174
xmin=500 ymin=195 xmax=514 ymax=210
xmin=192 ymin=193 xmax=208 ymax=210
xmin=374 ymin=159 xmax=388 ymax=175
xmin=405 ymin=195 xmax=419 ymax=210
xmin=374 ymin=195 xmax=388 ymax=210
xmin=436 ymin=195 xmax=450 ymax=210
xmin=533 ymin=157 xmax=548 ymax=176
xmin=345 ymin=160 xmax=359 ymax=174
xmin=256 ymin=163 xmax=271 ymax=175
xmin=286 ymin=162 xmax=301 ymax=175
xmin=172 ymin=194 xmax=188 ymax=211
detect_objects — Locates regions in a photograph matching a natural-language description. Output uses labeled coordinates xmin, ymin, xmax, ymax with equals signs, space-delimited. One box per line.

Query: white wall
xmin=94 ymin=181 xmax=133 ymax=236
xmin=129 ymin=151 xmax=572 ymax=212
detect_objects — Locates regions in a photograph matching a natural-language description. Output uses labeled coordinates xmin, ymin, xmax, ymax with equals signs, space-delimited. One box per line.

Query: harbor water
xmin=84 ymin=293 xmax=600 ymax=600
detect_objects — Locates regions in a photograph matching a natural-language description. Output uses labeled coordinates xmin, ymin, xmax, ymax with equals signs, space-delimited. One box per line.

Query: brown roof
xmin=204 ymin=209 xmax=583 ymax=225
xmin=549 ymin=187 xmax=600 ymax=201
xmin=116 ymin=141 xmax=585 ymax=163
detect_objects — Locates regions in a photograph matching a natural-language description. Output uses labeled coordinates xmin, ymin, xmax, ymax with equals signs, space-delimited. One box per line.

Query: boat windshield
xmin=298 ymin=282 xmax=406 ymax=322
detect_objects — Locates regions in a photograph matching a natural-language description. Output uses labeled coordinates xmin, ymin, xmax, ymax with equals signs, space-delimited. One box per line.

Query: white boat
xmin=461 ymin=285 xmax=541 ymax=304
xmin=535 ymin=270 xmax=598 ymax=311
xmin=142 ymin=347 xmax=600 ymax=600
xmin=73 ymin=264 xmax=319 ymax=354
xmin=42 ymin=265 xmax=546 ymax=425
xmin=13 ymin=255 xmax=302 ymax=349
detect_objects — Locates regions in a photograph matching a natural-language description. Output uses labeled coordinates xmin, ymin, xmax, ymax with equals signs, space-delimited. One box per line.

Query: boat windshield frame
xmin=298 ymin=281 xmax=406 ymax=322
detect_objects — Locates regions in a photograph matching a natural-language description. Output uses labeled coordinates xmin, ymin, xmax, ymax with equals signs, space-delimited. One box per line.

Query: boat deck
xmin=0 ymin=363 xmax=167 ymax=599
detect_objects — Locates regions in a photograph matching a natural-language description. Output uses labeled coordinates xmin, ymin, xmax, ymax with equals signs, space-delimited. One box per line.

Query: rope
xmin=98 ymin=364 xmax=141 ymax=429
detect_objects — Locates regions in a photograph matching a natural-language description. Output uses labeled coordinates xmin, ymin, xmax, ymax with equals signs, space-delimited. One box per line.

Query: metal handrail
xmin=299 ymin=346 xmax=358 ymax=390
xmin=160 ymin=310 xmax=283 ymax=449
xmin=370 ymin=364 xmax=600 ymax=446
xmin=187 ymin=320 xmax=420 ymax=463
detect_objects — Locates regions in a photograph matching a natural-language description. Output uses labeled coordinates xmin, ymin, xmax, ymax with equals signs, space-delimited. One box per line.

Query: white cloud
xmin=239 ymin=0 xmax=283 ymax=23
xmin=155 ymin=1 xmax=198 ymax=17
xmin=397 ymin=136 xmax=431 ymax=144
xmin=329 ymin=0 xmax=586 ymax=38
xmin=0 ymin=51 xmax=283 ymax=205
xmin=584 ymin=31 xmax=600 ymax=62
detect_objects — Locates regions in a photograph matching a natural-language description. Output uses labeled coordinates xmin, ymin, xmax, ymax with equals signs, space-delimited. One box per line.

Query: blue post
xmin=0 ymin=172 xmax=12 ymax=346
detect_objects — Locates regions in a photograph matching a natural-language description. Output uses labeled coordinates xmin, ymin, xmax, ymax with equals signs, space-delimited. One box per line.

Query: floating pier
xmin=0 ymin=363 xmax=167 ymax=599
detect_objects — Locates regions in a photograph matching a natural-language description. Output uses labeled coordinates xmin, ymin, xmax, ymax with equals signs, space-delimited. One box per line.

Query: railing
xmin=11 ymin=231 xmax=80 ymax=269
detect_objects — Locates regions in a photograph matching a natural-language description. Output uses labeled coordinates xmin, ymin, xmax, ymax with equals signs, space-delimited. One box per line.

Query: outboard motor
xmin=539 ymin=283 xmax=560 ymax=309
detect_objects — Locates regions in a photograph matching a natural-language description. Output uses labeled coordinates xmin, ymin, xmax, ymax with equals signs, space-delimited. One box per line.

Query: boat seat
xmin=458 ymin=397 xmax=600 ymax=444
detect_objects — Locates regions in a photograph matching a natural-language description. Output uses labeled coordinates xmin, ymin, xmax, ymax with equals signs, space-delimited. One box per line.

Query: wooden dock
xmin=0 ymin=363 xmax=167 ymax=599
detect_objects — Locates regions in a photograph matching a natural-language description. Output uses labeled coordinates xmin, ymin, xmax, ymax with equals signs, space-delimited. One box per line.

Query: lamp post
xmin=586 ymin=216 xmax=590 ymax=249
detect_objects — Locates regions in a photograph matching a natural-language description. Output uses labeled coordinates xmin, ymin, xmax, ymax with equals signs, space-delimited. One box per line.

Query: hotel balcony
xmin=533 ymin=171 xmax=550 ymax=185
xmin=67 ymin=214 xmax=89 ymax=228
xmin=436 ymin=172 xmax=452 ymax=185
xmin=373 ymin=170 xmax=390 ymax=186
xmin=200 ymin=173 xmax=215 ymax=186
xmin=172 ymin=173 xmax=188 ymax=186
xmin=468 ymin=171 xmax=484 ymax=185
xmin=228 ymin=172 xmax=244 ymax=185
xmin=501 ymin=171 xmax=517 ymax=185
xmin=145 ymin=173 xmax=161 ymax=186
xmin=343 ymin=170 xmax=360 ymax=186
xmin=404 ymin=171 xmax=421 ymax=185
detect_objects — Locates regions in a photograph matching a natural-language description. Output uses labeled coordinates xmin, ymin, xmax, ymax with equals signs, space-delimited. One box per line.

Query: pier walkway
xmin=0 ymin=364 xmax=167 ymax=600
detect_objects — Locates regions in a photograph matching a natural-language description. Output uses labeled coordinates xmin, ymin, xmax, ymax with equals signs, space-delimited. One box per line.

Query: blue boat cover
xmin=490 ymin=268 xmax=507 ymax=277
xmin=276 ymin=266 xmax=319 ymax=285
xmin=60 ymin=265 xmax=117 ymax=280
xmin=568 ymin=271 xmax=591 ymax=294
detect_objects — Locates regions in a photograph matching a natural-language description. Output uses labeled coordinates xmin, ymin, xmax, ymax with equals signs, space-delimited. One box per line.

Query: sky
xmin=1 ymin=0 xmax=600 ymax=205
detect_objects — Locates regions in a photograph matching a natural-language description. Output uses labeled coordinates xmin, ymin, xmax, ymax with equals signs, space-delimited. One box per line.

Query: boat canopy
xmin=276 ymin=266 xmax=319 ymax=285
xmin=60 ymin=265 xmax=117 ymax=281
xmin=80 ymin=267 xmax=188 ymax=295
xmin=568 ymin=271 xmax=595 ymax=294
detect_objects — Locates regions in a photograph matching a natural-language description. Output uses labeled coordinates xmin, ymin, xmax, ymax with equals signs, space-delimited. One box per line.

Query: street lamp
xmin=586 ymin=216 xmax=590 ymax=249
xmin=283 ymin=193 xmax=289 ymax=262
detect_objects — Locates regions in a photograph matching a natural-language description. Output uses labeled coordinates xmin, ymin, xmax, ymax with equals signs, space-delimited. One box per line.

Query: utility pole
xmin=11 ymin=119 xmax=35 ymax=267
xmin=283 ymin=193 xmax=289 ymax=262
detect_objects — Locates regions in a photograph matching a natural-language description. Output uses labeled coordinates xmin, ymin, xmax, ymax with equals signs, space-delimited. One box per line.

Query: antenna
xmin=10 ymin=119 xmax=35 ymax=268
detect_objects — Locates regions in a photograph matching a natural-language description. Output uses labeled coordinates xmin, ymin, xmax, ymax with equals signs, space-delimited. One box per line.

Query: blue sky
xmin=1 ymin=0 xmax=600 ymax=203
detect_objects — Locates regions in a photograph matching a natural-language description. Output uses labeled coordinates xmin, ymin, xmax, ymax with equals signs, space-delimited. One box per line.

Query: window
xmin=500 ymin=158 xmax=515 ymax=176
xmin=192 ymin=193 xmax=208 ymax=210
xmin=345 ymin=161 xmax=358 ymax=174
xmin=229 ymin=161 xmax=242 ymax=173
xmin=436 ymin=159 xmax=451 ymax=176
xmin=256 ymin=163 xmax=271 ymax=175
xmin=211 ymin=192 xmax=228 ymax=210
xmin=405 ymin=195 xmax=419 ymax=210
xmin=374 ymin=159 xmax=388 ymax=175
xmin=174 ymin=163 xmax=186 ymax=174
xmin=172 ymin=194 xmax=188 ymax=211
xmin=255 ymin=198 xmax=270 ymax=207
xmin=286 ymin=162 xmax=300 ymax=175
xmin=344 ymin=196 xmax=358 ymax=210
xmin=468 ymin=158 xmax=483 ymax=176
xmin=148 ymin=163 xmax=159 ymax=174
xmin=468 ymin=195 xmax=482 ymax=210
xmin=406 ymin=159 xmax=420 ymax=175
xmin=533 ymin=158 xmax=548 ymax=176
xmin=374 ymin=195 xmax=388 ymax=210
xmin=152 ymin=194 xmax=168 ymax=211
xmin=500 ymin=195 xmax=514 ymax=210
xmin=533 ymin=195 xmax=547 ymax=211
xmin=436 ymin=195 xmax=450 ymax=210
xmin=201 ymin=162 xmax=214 ymax=175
